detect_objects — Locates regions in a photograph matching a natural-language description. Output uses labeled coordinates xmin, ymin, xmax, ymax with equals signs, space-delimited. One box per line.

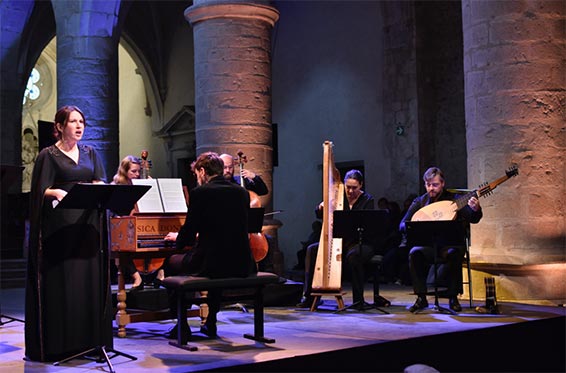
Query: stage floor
xmin=1 ymin=283 xmax=564 ymax=372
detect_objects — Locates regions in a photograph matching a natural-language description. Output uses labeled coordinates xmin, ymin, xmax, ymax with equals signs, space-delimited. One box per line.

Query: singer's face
xmin=59 ymin=110 xmax=85 ymax=143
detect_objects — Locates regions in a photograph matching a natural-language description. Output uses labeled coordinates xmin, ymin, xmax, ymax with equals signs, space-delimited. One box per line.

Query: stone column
xmin=462 ymin=0 xmax=565 ymax=302
xmin=380 ymin=1 xmax=420 ymax=201
xmin=185 ymin=0 xmax=279 ymax=210
xmin=51 ymin=0 xmax=122 ymax=177
xmin=185 ymin=1 xmax=285 ymax=274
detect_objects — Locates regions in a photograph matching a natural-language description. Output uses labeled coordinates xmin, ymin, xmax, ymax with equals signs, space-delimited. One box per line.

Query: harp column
xmin=185 ymin=1 xmax=285 ymax=274
xmin=462 ymin=0 xmax=565 ymax=302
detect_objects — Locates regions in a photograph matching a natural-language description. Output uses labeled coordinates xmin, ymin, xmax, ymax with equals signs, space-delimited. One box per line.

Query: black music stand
xmin=333 ymin=209 xmax=390 ymax=314
xmin=0 ymin=165 xmax=25 ymax=326
xmin=248 ymin=207 xmax=265 ymax=233
xmin=53 ymin=183 xmax=150 ymax=372
xmin=405 ymin=220 xmax=467 ymax=315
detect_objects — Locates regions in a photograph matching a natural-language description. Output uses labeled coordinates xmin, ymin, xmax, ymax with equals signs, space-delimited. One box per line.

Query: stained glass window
xmin=23 ymin=68 xmax=41 ymax=104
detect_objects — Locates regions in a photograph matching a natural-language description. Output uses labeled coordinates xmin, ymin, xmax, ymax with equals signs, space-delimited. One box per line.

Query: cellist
xmin=219 ymin=153 xmax=268 ymax=197
xmin=219 ymin=153 xmax=269 ymax=262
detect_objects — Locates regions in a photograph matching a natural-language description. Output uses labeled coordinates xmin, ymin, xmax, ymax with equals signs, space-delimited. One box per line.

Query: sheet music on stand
xmin=132 ymin=178 xmax=187 ymax=213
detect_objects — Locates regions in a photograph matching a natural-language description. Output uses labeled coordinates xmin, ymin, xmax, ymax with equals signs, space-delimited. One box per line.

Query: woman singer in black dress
xmin=25 ymin=105 xmax=113 ymax=362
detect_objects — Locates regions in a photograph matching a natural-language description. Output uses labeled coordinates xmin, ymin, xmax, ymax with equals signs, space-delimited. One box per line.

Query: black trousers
xmin=303 ymin=242 xmax=374 ymax=304
xmin=346 ymin=244 xmax=375 ymax=304
xmin=165 ymin=253 xmax=218 ymax=328
xmin=408 ymin=245 xmax=465 ymax=297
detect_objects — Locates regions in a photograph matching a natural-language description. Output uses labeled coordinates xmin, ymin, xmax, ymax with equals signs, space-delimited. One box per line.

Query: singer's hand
xmin=45 ymin=188 xmax=67 ymax=201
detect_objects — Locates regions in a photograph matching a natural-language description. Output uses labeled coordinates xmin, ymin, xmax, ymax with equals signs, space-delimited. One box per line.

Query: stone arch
xmin=0 ymin=0 xmax=55 ymax=183
xmin=119 ymin=35 xmax=163 ymax=131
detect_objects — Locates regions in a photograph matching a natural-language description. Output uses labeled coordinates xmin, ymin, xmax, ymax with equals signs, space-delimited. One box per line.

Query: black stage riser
xmin=210 ymin=316 xmax=565 ymax=372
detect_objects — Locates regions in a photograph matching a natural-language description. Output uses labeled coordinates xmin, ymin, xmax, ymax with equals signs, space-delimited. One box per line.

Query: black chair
xmin=370 ymin=254 xmax=391 ymax=308
xmin=425 ymin=235 xmax=473 ymax=308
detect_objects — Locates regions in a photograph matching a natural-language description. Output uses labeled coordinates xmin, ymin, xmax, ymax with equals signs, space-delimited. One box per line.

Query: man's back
xmin=177 ymin=176 xmax=256 ymax=278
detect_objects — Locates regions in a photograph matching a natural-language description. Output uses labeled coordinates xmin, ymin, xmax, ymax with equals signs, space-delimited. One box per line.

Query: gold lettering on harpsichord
xmin=159 ymin=223 xmax=182 ymax=231
xmin=137 ymin=225 xmax=157 ymax=233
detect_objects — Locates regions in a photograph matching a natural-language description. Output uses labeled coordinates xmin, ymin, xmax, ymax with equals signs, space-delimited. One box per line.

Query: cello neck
xmin=239 ymin=162 xmax=245 ymax=188
xmin=236 ymin=150 xmax=247 ymax=188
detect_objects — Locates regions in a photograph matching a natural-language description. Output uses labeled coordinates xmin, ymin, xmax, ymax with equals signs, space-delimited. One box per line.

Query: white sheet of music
xmin=157 ymin=178 xmax=188 ymax=213
xmin=132 ymin=178 xmax=163 ymax=213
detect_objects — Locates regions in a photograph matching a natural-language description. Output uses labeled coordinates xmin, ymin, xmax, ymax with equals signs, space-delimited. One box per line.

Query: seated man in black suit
xmin=164 ymin=152 xmax=257 ymax=338
xmin=399 ymin=166 xmax=482 ymax=313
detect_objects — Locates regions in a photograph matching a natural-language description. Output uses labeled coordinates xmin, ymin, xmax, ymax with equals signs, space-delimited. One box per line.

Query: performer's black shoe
xmin=350 ymin=301 xmax=372 ymax=311
xmin=200 ymin=324 xmax=218 ymax=339
xmin=449 ymin=297 xmax=462 ymax=312
xmin=409 ymin=296 xmax=428 ymax=313
xmin=373 ymin=295 xmax=391 ymax=307
xmin=296 ymin=297 xmax=323 ymax=308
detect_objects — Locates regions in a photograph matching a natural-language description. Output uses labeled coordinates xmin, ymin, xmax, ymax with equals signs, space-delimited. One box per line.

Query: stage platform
xmin=1 ymin=283 xmax=564 ymax=372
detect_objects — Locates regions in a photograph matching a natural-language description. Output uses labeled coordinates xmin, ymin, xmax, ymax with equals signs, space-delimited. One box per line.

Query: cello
xmin=235 ymin=150 xmax=269 ymax=262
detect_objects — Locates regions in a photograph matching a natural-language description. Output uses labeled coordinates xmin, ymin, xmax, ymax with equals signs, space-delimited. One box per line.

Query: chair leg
xmin=371 ymin=256 xmax=390 ymax=313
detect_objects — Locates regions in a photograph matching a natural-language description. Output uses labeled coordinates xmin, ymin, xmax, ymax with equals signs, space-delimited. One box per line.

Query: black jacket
xmin=176 ymin=176 xmax=257 ymax=278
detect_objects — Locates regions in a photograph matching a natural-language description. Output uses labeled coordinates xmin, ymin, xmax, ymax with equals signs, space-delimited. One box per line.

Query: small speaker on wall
xmin=272 ymin=122 xmax=278 ymax=167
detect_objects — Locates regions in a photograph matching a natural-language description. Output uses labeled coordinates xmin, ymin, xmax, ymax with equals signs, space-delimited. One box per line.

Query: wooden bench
xmin=162 ymin=271 xmax=280 ymax=350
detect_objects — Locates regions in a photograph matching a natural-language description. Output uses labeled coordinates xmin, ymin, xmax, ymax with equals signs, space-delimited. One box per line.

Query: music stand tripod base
xmin=434 ymin=304 xmax=457 ymax=315
xmin=54 ymin=345 xmax=138 ymax=372
xmin=335 ymin=299 xmax=390 ymax=314
xmin=0 ymin=314 xmax=24 ymax=325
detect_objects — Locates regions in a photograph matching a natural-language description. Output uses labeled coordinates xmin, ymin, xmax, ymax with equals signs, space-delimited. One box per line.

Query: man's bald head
xmin=219 ymin=153 xmax=234 ymax=180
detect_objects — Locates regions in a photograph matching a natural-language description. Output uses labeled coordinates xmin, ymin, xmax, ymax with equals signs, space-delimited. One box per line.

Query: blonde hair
xmin=113 ymin=155 xmax=141 ymax=185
